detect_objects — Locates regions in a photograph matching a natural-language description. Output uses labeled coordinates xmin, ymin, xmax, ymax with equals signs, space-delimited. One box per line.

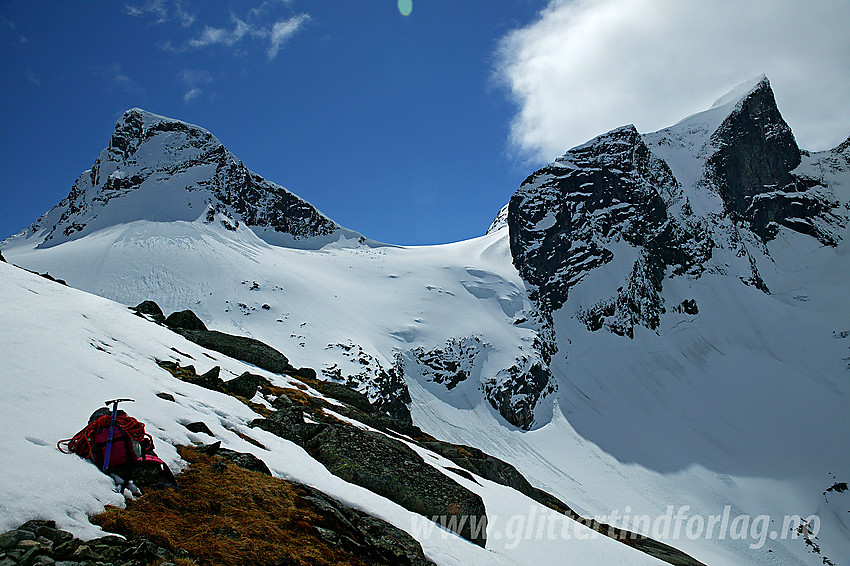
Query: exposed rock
xmin=131 ymin=301 xmax=165 ymax=323
xmin=0 ymin=250 xmax=5 ymax=263
xmin=0 ymin=520 xmax=174 ymax=566
xmin=173 ymin=329 xmax=294 ymax=375
xmin=250 ymin=405 xmax=317 ymax=445
xmin=196 ymin=441 xmax=272 ymax=476
xmin=30 ymin=108 xmax=352 ymax=249
xmin=322 ymin=342 xmax=412 ymax=426
xmin=93 ymin=446 xmax=433 ymax=566
xmin=297 ymin=484 xmax=435 ymax=565
xmin=508 ymin=124 xmax=677 ymax=313
xmin=252 ymin=405 xmax=486 ymax=546
xmin=156 ymin=392 xmax=175 ymax=402
xmin=407 ymin=337 xmax=484 ymax=390
xmin=184 ymin=421 xmax=215 ymax=436
xmin=306 ymin=379 xmax=376 ymax=414
xmin=704 ymin=77 xmax=801 ymax=219
xmin=674 ymin=299 xmax=699 ymax=315
xmin=483 ymin=358 xmax=553 ymax=429
xmin=164 ymin=309 xmax=207 ymax=331
xmin=748 ymin=178 xmax=842 ymax=246
xmin=303 ymin=424 xmax=487 ymax=546
xmin=157 ymin=360 xmax=224 ymax=392
xmin=222 ymin=371 xmax=266 ymax=399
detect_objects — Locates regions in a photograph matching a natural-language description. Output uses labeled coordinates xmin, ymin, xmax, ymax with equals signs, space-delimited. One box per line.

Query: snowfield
xmin=0 ymin=260 xmax=667 ymax=565
xmin=3 ymin=215 xmax=848 ymax=564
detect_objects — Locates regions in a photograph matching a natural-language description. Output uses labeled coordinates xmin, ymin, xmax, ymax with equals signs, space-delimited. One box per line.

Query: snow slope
xmin=5 ymin=209 xmax=848 ymax=564
xmin=0 ymin=260 xmax=667 ymax=566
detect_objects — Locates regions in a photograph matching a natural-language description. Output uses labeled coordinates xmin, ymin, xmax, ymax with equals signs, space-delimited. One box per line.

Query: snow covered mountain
xmin=17 ymin=108 xmax=361 ymax=250
xmin=3 ymin=77 xmax=849 ymax=565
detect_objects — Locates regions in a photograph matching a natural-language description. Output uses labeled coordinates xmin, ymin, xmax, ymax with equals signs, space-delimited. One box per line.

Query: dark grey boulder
xmin=184 ymin=422 xmax=215 ymax=436
xmin=222 ymin=371 xmax=266 ymax=399
xmin=303 ymin=424 xmax=487 ymax=547
xmin=172 ymin=329 xmax=294 ymax=375
xmin=132 ymin=300 xmax=165 ymax=322
xmin=165 ymin=310 xmax=207 ymax=331
xmin=250 ymin=405 xmax=318 ymax=445
xmin=194 ymin=366 xmax=224 ymax=391
xmin=297 ymin=484 xmax=435 ymax=565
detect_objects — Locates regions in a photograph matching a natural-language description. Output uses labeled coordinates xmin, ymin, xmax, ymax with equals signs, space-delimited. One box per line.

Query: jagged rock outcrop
xmin=0 ymin=520 xmax=178 ymax=566
xmin=508 ymin=124 xmax=679 ymax=313
xmin=23 ymin=108 xmax=354 ymax=249
xmin=323 ymin=342 xmax=413 ymax=426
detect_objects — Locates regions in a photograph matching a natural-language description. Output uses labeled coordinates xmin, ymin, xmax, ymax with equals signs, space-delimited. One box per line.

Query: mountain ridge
xmin=11 ymin=108 xmax=364 ymax=251
xmin=2 ymin=77 xmax=850 ymax=565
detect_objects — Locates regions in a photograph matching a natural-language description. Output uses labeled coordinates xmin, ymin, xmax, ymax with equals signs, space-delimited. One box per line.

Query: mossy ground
xmin=93 ymin=447 xmax=371 ymax=566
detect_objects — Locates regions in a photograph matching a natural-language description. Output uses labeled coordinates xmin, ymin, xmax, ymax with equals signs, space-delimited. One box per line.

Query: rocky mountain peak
xmin=108 ymin=108 xmax=220 ymax=162
xmin=506 ymin=75 xmax=847 ymax=338
xmin=14 ymin=108 xmax=356 ymax=250
xmin=704 ymin=76 xmax=801 ymax=217
xmin=508 ymin=123 xmax=678 ymax=313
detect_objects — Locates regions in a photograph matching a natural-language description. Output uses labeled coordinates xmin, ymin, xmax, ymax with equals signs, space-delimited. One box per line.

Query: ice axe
xmin=102 ymin=398 xmax=134 ymax=472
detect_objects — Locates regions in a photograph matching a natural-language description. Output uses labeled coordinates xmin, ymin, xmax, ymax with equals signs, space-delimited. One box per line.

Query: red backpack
xmin=59 ymin=409 xmax=166 ymax=473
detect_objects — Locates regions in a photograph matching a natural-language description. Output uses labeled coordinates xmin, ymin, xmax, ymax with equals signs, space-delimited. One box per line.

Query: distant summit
xmin=12 ymin=108 xmax=362 ymax=250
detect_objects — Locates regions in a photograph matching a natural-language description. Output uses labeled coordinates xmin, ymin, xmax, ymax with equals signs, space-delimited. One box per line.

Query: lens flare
xmin=398 ymin=0 xmax=413 ymax=17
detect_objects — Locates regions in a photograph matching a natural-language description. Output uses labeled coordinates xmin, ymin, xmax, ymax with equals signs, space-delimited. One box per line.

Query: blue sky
xmin=0 ymin=1 xmax=547 ymax=245
xmin=2 ymin=1 xmax=848 ymax=245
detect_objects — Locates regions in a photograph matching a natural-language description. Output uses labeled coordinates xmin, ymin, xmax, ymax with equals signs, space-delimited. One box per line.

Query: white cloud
xmin=93 ymin=63 xmax=146 ymax=98
xmin=126 ymin=0 xmax=195 ymax=26
xmin=267 ymin=14 xmax=310 ymax=60
xmin=183 ymin=88 xmax=202 ymax=103
xmin=175 ymin=1 xmax=196 ymax=27
xmin=126 ymin=1 xmax=308 ymax=60
xmin=182 ymin=11 xmax=308 ymax=59
xmin=497 ymin=0 xmax=850 ymax=162
xmin=178 ymin=68 xmax=213 ymax=103
xmin=125 ymin=0 xmax=168 ymax=23
xmin=187 ymin=25 xmax=231 ymax=48
xmin=1 ymin=16 xmax=28 ymax=45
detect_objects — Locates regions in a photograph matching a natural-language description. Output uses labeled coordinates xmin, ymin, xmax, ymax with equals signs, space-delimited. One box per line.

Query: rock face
xmin=23 ymin=108 xmax=356 ymax=249
xmin=704 ymin=77 xmax=801 ymax=218
xmin=304 ymin=424 xmax=488 ymax=547
xmin=251 ymin=404 xmax=488 ymax=547
xmin=174 ymin=328 xmax=295 ymax=375
xmin=508 ymin=124 xmax=679 ymax=314
xmin=507 ymin=76 xmax=848 ymax=342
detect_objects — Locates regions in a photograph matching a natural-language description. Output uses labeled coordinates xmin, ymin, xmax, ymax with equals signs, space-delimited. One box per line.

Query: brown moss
xmin=93 ymin=447 xmax=370 ymax=566
xmin=279 ymin=387 xmax=317 ymax=408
